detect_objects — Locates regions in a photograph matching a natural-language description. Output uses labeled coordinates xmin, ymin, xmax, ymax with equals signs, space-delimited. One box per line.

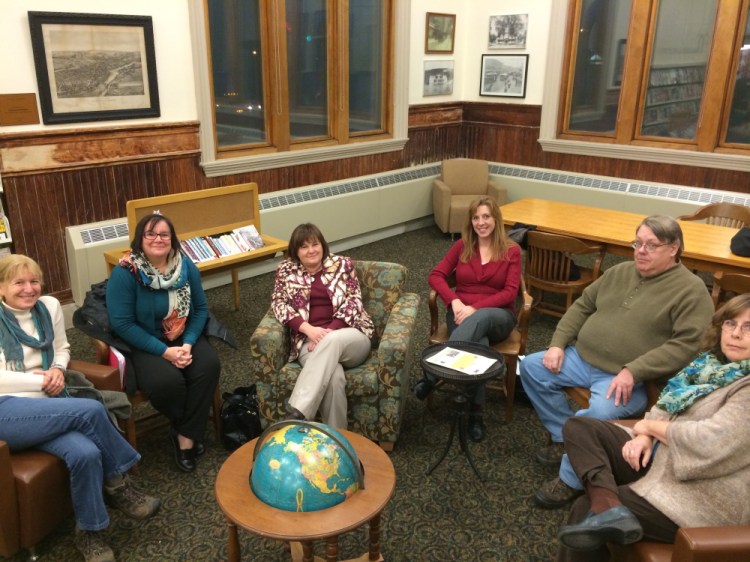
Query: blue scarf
xmin=656 ymin=351 xmax=750 ymax=414
xmin=0 ymin=300 xmax=55 ymax=372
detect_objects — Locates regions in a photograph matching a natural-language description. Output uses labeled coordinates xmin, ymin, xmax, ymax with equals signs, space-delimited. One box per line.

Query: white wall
xmin=1 ymin=1 xmax=554 ymax=135
xmin=0 ymin=0 xmax=197 ymax=133
xmin=409 ymin=0 xmax=553 ymax=105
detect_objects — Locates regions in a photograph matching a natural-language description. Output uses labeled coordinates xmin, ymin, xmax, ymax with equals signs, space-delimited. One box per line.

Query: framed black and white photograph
xmin=488 ymin=14 xmax=528 ymax=49
xmin=423 ymin=60 xmax=454 ymax=97
xmin=480 ymin=54 xmax=529 ymax=98
xmin=28 ymin=11 xmax=160 ymax=124
xmin=425 ymin=13 xmax=456 ymax=54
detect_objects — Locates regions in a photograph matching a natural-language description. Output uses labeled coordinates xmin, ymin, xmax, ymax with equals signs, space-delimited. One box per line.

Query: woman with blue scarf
xmin=0 ymin=255 xmax=160 ymax=562
xmin=107 ymin=213 xmax=220 ymax=473
xmin=556 ymin=293 xmax=750 ymax=560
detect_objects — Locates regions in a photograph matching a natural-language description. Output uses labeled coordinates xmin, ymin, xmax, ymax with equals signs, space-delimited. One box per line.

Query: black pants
xmin=130 ymin=335 xmax=220 ymax=441
xmin=556 ymin=417 xmax=679 ymax=562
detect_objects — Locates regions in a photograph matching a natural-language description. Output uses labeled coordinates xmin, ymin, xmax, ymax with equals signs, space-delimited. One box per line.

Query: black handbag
xmin=220 ymin=385 xmax=262 ymax=451
xmin=730 ymin=227 xmax=750 ymax=257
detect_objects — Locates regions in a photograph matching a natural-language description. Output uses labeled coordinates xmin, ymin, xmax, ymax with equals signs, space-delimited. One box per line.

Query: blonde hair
xmin=459 ymin=197 xmax=513 ymax=263
xmin=0 ymin=254 xmax=43 ymax=286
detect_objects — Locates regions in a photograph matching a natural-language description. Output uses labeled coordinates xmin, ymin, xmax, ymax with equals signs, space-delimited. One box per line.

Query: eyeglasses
xmin=630 ymin=241 xmax=671 ymax=252
xmin=721 ymin=319 xmax=750 ymax=337
xmin=144 ymin=231 xmax=171 ymax=240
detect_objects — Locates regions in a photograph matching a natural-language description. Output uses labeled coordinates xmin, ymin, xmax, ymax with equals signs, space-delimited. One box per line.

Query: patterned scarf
xmin=119 ymin=250 xmax=192 ymax=341
xmin=656 ymin=351 xmax=750 ymax=414
xmin=0 ymin=299 xmax=54 ymax=372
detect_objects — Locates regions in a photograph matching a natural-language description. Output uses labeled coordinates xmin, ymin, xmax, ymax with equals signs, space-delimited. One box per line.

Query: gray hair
xmin=636 ymin=215 xmax=683 ymax=261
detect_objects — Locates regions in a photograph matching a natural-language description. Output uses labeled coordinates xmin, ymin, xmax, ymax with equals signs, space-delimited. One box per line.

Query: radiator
xmin=65 ymin=218 xmax=129 ymax=306
xmin=64 ymin=164 xmax=439 ymax=304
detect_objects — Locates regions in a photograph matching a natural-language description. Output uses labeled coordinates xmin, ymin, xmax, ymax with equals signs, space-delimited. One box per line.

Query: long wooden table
xmin=501 ymin=198 xmax=750 ymax=275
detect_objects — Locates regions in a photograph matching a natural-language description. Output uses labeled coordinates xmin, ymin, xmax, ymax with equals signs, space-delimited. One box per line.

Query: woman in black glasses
xmin=107 ymin=213 xmax=220 ymax=473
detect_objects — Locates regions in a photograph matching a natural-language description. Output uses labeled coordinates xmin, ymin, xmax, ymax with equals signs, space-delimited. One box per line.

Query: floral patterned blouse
xmin=271 ymin=254 xmax=374 ymax=361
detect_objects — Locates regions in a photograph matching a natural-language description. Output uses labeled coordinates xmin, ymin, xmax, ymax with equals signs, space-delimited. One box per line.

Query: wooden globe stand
xmin=215 ymin=430 xmax=396 ymax=562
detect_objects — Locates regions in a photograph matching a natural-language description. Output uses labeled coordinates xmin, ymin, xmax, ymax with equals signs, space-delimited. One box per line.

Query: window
xmin=205 ymin=0 xmax=392 ymax=159
xmin=542 ymin=0 xmax=750 ymax=170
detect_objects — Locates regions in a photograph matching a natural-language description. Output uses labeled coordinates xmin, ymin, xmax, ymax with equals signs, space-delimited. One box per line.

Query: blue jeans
xmin=519 ymin=346 xmax=648 ymax=489
xmin=446 ymin=307 xmax=516 ymax=406
xmin=0 ymin=396 xmax=140 ymax=531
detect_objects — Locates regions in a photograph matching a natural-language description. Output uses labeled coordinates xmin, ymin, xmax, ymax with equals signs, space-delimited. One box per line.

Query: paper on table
xmin=425 ymin=346 xmax=497 ymax=375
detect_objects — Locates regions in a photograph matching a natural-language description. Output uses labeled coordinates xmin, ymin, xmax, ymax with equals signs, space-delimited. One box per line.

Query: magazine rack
xmin=103 ymin=183 xmax=287 ymax=309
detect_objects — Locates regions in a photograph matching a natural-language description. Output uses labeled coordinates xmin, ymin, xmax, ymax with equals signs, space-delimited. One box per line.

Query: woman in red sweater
xmin=415 ymin=196 xmax=521 ymax=441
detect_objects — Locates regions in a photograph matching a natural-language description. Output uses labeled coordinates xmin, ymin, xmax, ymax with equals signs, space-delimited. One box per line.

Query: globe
xmin=250 ymin=421 xmax=362 ymax=512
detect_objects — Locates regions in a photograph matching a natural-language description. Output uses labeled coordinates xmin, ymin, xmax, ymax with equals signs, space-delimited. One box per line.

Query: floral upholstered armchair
xmin=249 ymin=260 xmax=420 ymax=451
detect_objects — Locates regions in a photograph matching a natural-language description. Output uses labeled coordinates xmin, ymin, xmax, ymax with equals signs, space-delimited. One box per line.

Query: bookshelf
xmin=104 ymin=183 xmax=287 ymax=310
xmin=641 ymin=64 xmax=705 ymax=137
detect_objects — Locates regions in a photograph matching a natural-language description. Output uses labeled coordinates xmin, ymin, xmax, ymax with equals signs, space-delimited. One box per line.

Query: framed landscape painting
xmin=488 ymin=14 xmax=528 ymax=49
xmin=28 ymin=11 xmax=160 ymax=124
xmin=480 ymin=54 xmax=529 ymax=98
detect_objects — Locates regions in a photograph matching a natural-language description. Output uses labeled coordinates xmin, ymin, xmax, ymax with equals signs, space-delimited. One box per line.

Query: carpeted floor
xmin=5 ymin=225 xmax=625 ymax=562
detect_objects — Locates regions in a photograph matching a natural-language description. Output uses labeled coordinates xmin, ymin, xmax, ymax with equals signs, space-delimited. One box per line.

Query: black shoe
xmin=412 ymin=377 xmax=435 ymax=401
xmin=558 ymin=505 xmax=643 ymax=551
xmin=169 ymin=430 xmax=196 ymax=473
xmin=283 ymin=406 xmax=306 ymax=421
xmin=468 ymin=415 xmax=485 ymax=442
xmin=193 ymin=442 xmax=205 ymax=458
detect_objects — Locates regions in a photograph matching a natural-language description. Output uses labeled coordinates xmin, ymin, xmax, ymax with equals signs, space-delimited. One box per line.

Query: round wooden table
xmin=215 ymin=429 xmax=396 ymax=562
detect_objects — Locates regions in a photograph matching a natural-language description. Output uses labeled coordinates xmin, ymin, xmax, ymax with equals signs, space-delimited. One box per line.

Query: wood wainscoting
xmin=2 ymin=102 xmax=749 ymax=300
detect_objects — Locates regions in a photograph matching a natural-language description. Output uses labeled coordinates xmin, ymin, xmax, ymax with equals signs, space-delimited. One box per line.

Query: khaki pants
xmin=290 ymin=328 xmax=371 ymax=429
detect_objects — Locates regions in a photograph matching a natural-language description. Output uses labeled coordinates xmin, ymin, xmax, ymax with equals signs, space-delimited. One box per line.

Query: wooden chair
xmin=524 ymin=230 xmax=606 ymax=319
xmin=91 ymin=339 xmax=222 ymax=452
xmin=678 ymin=202 xmax=750 ymax=229
xmin=428 ymin=275 xmax=533 ymax=421
xmin=563 ymin=381 xmax=663 ymax=412
xmin=711 ymin=271 xmax=750 ymax=308
xmin=0 ymin=360 xmax=119 ymax=560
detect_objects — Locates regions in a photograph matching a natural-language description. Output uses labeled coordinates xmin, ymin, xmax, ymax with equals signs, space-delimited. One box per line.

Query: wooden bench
xmin=104 ymin=183 xmax=287 ymax=309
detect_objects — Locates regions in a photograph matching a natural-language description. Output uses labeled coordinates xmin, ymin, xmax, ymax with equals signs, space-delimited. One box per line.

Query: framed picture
xmin=28 ymin=11 xmax=160 ymax=124
xmin=425 ymin=13 xmax=456 ymax=54
xmin=488 ymin=14 xmax=528 ymax=49
xmin=480 ymin=54 xmax=529 ymax=98
xmin=423 ymin=60 xmax=454 ymax=97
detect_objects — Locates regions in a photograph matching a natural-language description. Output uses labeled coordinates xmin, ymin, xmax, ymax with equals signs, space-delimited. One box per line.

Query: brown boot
xmin=104 ymin=475 xmax=161 ymax=520
xmin=74 ymin=528 xmax=115 ymax=562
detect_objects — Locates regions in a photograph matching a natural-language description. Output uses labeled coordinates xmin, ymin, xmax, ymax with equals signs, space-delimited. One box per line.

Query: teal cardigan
xmin=106 ymin=257 xmax=209 ymax=357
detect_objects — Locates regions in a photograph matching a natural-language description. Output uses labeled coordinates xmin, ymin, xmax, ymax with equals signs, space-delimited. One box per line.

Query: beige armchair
xmin=433 ymin=159 xmax=507 ymax=234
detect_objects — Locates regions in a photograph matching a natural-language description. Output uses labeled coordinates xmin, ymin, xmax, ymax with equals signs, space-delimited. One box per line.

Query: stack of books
xmin=180 ymin=225 xmax=265 ymax=263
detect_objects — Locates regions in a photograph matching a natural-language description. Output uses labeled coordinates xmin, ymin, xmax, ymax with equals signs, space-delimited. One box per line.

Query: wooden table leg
xmin=226 ymin=520 xmax=240 ymax=562
xmin=302 ymin=541 xmax=316 ymax=562
xmin=231 ymin=269 xmax=240 ymax=310
xmin=325 ymin=536 xmax=339 ymax=562
xmin=368 ymin=514 xmax=382 ymax=561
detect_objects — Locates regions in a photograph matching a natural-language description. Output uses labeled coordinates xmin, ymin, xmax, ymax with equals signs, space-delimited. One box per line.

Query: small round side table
xmin=215 ymin=429 xmax=396 ymax=562
xmin=421 ymin=341 xmax=506 ymax=481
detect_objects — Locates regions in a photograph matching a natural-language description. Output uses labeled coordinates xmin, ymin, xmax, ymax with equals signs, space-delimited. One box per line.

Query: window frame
xmin=539 ymin=0 xmax=750 ymax=173
xmin=188 ymin=0 xmax=408 ymax=177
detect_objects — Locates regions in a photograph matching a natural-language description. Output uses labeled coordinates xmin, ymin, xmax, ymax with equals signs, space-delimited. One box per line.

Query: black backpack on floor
xmin=220 ymin=385 xmax=263 ymax=451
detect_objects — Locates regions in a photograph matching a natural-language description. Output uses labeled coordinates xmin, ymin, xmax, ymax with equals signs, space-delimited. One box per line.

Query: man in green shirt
xmin=520 ymin=215 xmax=714 ymax=509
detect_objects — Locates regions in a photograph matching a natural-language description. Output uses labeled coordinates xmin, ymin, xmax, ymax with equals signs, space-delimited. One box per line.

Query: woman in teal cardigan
xmin=106 ymin=213 xmax=221 ymax=473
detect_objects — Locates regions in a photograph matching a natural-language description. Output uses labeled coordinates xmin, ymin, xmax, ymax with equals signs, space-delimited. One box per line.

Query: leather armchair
xmin=433 ymin=158 xmax=508 ymax=234
xmin=249 ymin=260 xmax=420 ymax=451
xmin=0 ymin=360 xmax=120 ymax=560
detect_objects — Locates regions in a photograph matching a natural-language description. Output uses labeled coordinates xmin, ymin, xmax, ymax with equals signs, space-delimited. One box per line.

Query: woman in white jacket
xmin=0 ymin=255 xmax=159 ymax=562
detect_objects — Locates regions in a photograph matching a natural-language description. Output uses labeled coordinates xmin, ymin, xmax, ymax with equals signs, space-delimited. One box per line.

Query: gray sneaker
xmin=74 ymin=528 xmax=115 ymax=562
xmin=534 ymin=477 xmax=584 ymax=509
xmin=105 ymin=475 xmax=161 ymax=520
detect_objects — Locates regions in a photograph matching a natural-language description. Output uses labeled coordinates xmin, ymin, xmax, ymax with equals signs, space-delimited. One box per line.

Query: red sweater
xmin=428 ymin=240 xmax=521 ymax=311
